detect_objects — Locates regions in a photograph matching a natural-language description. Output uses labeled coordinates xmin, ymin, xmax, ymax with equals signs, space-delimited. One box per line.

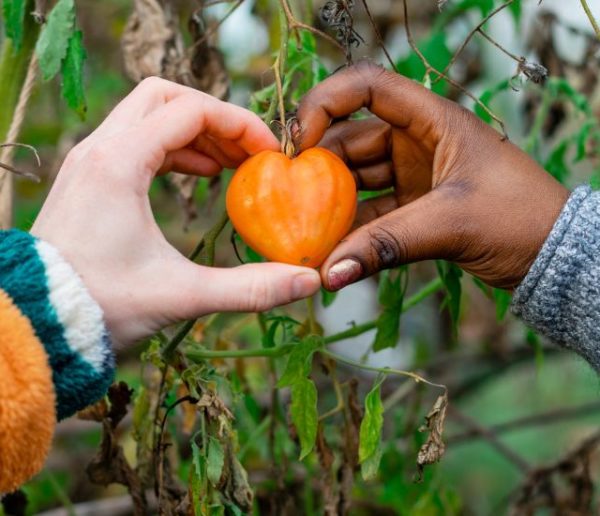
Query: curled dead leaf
xmin=415 ymin=391 xmax=448 ymax=482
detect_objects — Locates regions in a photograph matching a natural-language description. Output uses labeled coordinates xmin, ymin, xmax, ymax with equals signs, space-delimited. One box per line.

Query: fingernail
xmin=292 ymin=272 xmax=320 ymax=299
xmin=328 ymin=259 xmax=362 ymax=291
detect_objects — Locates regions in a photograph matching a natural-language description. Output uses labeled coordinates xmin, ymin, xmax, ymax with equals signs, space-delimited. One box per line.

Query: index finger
xmin=133 ymin=91 xmax=280 ymax=161
xmin=296 ymin=61 xmax=446 ymax=150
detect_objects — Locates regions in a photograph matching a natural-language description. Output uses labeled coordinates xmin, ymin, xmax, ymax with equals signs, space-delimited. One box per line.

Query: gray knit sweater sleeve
xmin=512 ymin=185 xmax=600 ymax=369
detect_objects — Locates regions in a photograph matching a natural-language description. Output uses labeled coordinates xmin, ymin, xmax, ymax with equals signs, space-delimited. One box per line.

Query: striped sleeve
xmin=0 ymin=230 xmax=115 ymax=420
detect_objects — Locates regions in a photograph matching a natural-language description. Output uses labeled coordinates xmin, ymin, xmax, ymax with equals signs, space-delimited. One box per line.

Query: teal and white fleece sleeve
xmin=0 ymin=229 xmax=114 ymax=420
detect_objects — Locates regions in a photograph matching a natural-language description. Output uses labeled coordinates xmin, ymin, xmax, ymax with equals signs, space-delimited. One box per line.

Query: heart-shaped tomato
xmin=226 ymin=148 xmax=357 ymax=268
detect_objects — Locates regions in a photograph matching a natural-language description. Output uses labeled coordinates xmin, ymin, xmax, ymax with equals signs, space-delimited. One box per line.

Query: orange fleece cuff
xmin=0 ymin=288 xmax=56 ymax=493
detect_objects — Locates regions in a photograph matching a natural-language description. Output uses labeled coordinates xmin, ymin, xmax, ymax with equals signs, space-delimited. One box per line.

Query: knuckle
xmin=137 ymin=75 xmax=165 ymax=91
xmin=245 ymin=277 xmax=273 ymax=312
xmin=368 ymin=225 xmax=408 ymax=269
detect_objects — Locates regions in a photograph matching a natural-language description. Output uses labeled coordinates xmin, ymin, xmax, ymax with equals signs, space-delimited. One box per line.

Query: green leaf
xmin=549 ymin=78 xmax=591 ymax=115
xmin=262 ymin=320 xmax=279 ymax=349
xmin=2 ymin=0 xmax=26 ymax=51
xmin=508 ymin=0 xmax=522 ymax=25
xmin=207 ymin=437 xmax=225 ymax=486
xmin=436 ymin=261 xmax=463 ymax=330
xmin=373 ymin=309 xmax=401 ymax=352
xmin=361 ymin=444 xmax=383 ymax=481
xmin=492 ymin=288 xmax=512 ymax=321
xmin=290 ymin=377 xmax=318 ymax=459
xmin=526 ymin=328 xmax=544 ymax=369
xmin=575 ymin=121 xmax=594 ymax=162
xmin=359 ymin=374 xmax=385 ymax=463
xmin=471 ymin=276 xmax=492 ymax=299
xmin=61 ymin=29 xmax=87 ymax=119
xmin=544 ymin=140 xmax=570 ymax=183
xmin=591 ymin=169 xmax=600 ymax=191
xmin=35 ymin=0 xmax=75 ymax=81
xmin=396 ymin=32 xmax=452 ymax=95
xmin=277 ymin=335 xmax=322 ymax=388
xmin=475 ymin=79 xmax=511 ymax=124
xmin=321 ymin=287 xmax=337 ymax=308
xmin=373 ymin=269 xmax=406 ymax=352
xmin=359 ymin=374 xmax=386 ymax=480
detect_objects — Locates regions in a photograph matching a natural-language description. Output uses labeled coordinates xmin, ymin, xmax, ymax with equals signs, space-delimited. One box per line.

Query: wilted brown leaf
xmin=415 ymin=391 xmax=448 ymax=482
xmin=85 ymin=382 xmax=146 ymax=516
xmin=122 ymin=0 xmax=230 ymax=228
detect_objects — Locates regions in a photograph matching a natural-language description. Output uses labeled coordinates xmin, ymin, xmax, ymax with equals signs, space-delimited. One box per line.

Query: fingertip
xmin=321 ymin=257 xmax=363 ymax=291
xmin=291 ymin=269 xmax=321 ymax=298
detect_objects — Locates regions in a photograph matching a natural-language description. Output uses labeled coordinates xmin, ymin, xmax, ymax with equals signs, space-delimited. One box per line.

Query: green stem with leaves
xmin=185 ymin=277 xmax=444 ymax=361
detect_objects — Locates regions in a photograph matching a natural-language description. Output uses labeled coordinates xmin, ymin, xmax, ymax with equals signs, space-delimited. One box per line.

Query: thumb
xmin=321 ymin=190 xmax=457 ymax=290
xmin=172 ymin=262 xmax=322 ymax=318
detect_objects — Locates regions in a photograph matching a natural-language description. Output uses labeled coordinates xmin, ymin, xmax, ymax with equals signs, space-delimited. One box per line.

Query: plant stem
xmin=580 ymin=0 xmax=600 ymax=39
xmin=319 ymin=348 xmax=446 ymax=390
xmin=323 ymin=277 xmax=443 ymax=344
xmin=186 ymin=344 xmax=295 ymax=361
xmin=185 ymin=277 xmax=444 ymax=361
xmin=195 ymin=210 xmax=230 ymax=265
xmin=306 ymin=295 xmax=317 ymax=334
xmin=0 ymin=3 xmax=39 ymax=227
xmin=162 ymin=211 xmax=230 ymax=360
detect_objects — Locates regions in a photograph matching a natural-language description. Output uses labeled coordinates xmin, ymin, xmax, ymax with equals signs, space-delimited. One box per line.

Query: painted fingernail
xmin=292 ymin=272 xmax=320 ymax=299
xmin=328 ymin=259 xmax=362 ymax=291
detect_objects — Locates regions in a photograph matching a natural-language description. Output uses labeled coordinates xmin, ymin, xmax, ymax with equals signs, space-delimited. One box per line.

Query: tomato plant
xmin=4 ymin=1 xmax=600 ymax=515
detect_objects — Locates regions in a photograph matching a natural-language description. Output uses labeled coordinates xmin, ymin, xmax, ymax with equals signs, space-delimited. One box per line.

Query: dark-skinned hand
xmin=296 ymin=61 xmax=570 ymax=291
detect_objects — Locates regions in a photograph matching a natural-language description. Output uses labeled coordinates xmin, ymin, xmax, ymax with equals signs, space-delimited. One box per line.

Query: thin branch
xmin=278 ymin=0 xmax=346 ymax=54
xmin=319 ymin=348 xmax=447 ymax=391
xmin=477 ymin=28 xmax=521 ymax=62
xmin=402 ymin=0 xmax=507 ymax=138
xmin=434 ymin=0 xmax=516 ymax=84
xmin=359 ymin=0 xmax=398 ymax=72
xmin=447 ymin=400 xmax=600 ymax=445
xmin=449 ymin=406 xmax=531 ymax=472
xmin=0 ymin=159 xmax=40 ymax=182
xmin=580 ymin=0 xmax=600 ymax=39
xmin=192 ymin=0 xmax=245 ymax=49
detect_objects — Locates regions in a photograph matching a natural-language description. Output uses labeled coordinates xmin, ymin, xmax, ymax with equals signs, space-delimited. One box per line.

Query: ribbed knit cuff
xmin=512 ymin=185 xmax=600 ymax=369
xmin=0 ymin=230 xmax=114 ymax=419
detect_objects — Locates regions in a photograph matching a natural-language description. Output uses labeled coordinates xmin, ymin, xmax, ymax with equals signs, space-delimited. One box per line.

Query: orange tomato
xmin=226 ymin=148 xmax=357 ymax=268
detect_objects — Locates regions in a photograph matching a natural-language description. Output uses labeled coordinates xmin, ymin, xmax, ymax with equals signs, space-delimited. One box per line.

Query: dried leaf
xmin=121 ymin=0 xmax=173 ymax=82
xmin=169 ymin=174 xmax=198 ymax=229
xmin=77 ymin=398 xmax=108 ymax=422
xmin=339 ymin=379 xmax=361 ymax=514
xmin=316 ymin=425 xmax=338 ymax=515
xmin=177 ymin=383 xmax=198 ymax=435
xmin=222 ymin=441 xmax=253 ymax=512
xmin=416 ymin=391 xmax=448 ymax=481
xmin=85 ymin=383 xmax=146 ymax=516
xmin=107 ymin=381 xmax=134 ymax=427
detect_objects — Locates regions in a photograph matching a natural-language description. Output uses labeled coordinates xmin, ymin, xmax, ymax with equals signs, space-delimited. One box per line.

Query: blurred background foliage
xmin=3 ymin=0 xmax=600 ymax=515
